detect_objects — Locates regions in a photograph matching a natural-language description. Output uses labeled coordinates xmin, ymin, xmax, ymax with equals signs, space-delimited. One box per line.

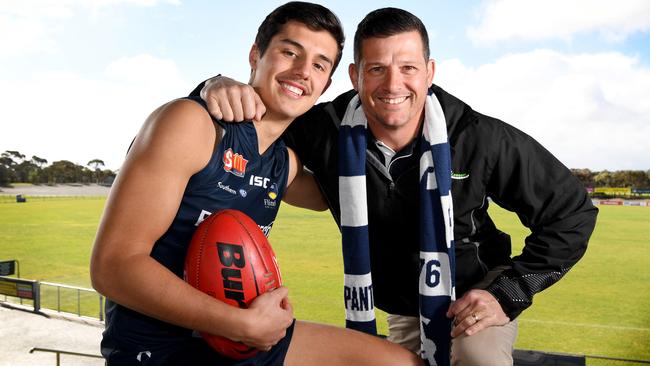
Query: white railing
xmin=39 ymin=281 xmax=104 ymax=321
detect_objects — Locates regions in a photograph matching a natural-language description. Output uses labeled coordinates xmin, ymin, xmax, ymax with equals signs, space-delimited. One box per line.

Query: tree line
xmin=1 ymin=149 xmax=649 ymax=189
xmin=571 ymin=168 xmax=650 ymax=189
xmin=0 ymin=150 xmax=116 ymax=187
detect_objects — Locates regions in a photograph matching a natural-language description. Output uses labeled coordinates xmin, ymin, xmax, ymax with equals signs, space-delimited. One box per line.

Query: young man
xmin=90 ymin=2 xmax=423 ymax=365
xmin=194 ymin=7 xmax=598 ymax=366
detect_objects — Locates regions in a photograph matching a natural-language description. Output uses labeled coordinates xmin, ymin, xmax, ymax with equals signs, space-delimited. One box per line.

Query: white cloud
xmin=105 ymin=54 xmax=183 ymax=83
xmin=77 ymin=0 xmax=182 ymax=12
xmin=435 ymin=49 xmax=650 ymax=170
xmin=0 ymin=1 xmax=76 ymax=18
xmin=468 ymin=0 xmax=650 ymax=43
xmin=89 ymin=0 xmax=181 ymax=7
xmin=0 ymin=1 xmax=73 ymax=57
xmin=0 ymin=0 xmax=179 ymax=14
xmin=0 ymin=15 xmax=54 ymax=57
xmin=0 ymin=0 xmax=180 ymax=57
xmin=0 ymin=54 xmax=188 ymax=170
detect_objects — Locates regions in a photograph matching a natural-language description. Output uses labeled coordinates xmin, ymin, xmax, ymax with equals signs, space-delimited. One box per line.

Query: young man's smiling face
xmin=249 ymin=21 xmax=338 ymax=122
xmin=349 ymin=31 xmax=434 ymax=135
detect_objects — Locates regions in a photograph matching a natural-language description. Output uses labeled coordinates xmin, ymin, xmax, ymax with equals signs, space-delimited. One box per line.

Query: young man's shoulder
xmin=150 ymin=98 xmax=219 ymax=136
xmin=131 ymin=98 xmax=220 ymax=174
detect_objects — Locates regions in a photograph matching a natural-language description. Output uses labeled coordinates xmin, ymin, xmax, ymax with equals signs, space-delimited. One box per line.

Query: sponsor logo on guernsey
xmin=223 ymin=148 xmax=248 ymax=177
xmin=258 ymin=221 xmax=274 ymax=237
xmin=195 ymin=209 xmax=272 ymax=238
xmin=136 ymin=351 xmax=152 ymax=362
xmin=267 ymin=182 xmax=279 ymax=200
xmin=249 ymin=175 xmax=270 ymax=189
xmin=451 ymin=171 xmax=469 ymax=180
xmin=217 ymin=181 xmax=237 ymax=195
xmin=239 ymin=189 xmax=247 ymax=197
xmin=264 ymin=182 xmax=279 ymax=208
xmin=194 ymin=209 xmax=212 ymax=226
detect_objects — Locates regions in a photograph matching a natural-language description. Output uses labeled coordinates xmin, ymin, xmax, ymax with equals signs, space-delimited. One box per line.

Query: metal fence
xmin=1 ymin=280 xmax=104 ymax=321
xmin=0 ymin=194 xmax=106 ymax=204
xmin=39 ymin=281 xmax=104 ymax=321
xmin=29 ymin=347 xmax=103 ymax=366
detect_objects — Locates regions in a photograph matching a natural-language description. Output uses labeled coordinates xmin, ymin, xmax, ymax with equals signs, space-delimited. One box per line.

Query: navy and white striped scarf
xmin=338 ymin=91 xmax=456 ymax=366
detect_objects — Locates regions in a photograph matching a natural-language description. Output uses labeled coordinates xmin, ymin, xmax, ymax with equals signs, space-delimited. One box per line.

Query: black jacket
xmin=281 ymin=85 xmax=598 ymax=320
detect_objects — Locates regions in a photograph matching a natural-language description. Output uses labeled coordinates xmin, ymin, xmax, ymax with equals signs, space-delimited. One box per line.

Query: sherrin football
xmin=184 ymin=209 xmax=282 ymax=359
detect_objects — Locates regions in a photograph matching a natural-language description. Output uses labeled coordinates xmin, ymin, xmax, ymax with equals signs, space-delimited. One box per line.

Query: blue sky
xmin=1 ymin=0 xmax=650 ymax=170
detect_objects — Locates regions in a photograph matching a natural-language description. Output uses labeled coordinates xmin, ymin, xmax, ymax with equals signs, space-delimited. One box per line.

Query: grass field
xmin=487 ymin=205 xmax=650 ymax=364
xmin=1 ymin=195 xmax=648 ymax=364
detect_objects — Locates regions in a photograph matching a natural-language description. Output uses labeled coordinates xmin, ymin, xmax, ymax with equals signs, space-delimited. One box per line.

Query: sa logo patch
xmin=223 ymin=148 xmax=248 ymax=177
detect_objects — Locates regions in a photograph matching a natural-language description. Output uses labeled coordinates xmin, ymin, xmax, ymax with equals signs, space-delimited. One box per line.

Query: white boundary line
xmin=520 ymin=318 xmax=650 ymax=332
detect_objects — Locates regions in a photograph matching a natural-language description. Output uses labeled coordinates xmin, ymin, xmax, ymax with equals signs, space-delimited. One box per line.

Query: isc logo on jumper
xmin=223 ymin=148 xmax=248 ymax=177
xmin=249 ymin=175 xmax=270 ymax=188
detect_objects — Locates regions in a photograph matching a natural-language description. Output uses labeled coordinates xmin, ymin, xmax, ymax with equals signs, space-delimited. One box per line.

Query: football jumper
xmin=101 ymin=97 xmax=293 ymax=365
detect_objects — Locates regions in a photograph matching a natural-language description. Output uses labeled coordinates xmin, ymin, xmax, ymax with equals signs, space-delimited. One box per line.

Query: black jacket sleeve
xmin=480 ymin=113 xmax=598 ymax=319
xmin=282 ymin=90 xmax=356 ymax=173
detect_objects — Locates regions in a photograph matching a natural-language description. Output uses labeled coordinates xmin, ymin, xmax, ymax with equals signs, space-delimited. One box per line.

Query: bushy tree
xmin=31 ymin=156 xmax=47 ymax=168
xmin=4 ymin=150 xmax=25 ymax=163
xmin=1 ymin=151 xmax=18 ymax=184
xmin=0 ymin=165 xmax=11 ymax=187
xmin=626 ymin=170 xmax=650 ymax=188
xmin=1 ymin=151 xmax=17 ymax=167
xmin=571 ymin=168 xmax=595 ymax=187
xmin=42 ymin=160 xmax=86 ymax=184
xmin=87 ymin=159 xmax=106 ymax=184
xmin=594 ymin=170 xmax=614 ymax=187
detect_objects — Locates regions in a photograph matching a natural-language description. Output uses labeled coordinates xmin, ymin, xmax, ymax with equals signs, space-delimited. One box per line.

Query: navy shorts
xmin=102 ymin=320 xmax=296 ymax=366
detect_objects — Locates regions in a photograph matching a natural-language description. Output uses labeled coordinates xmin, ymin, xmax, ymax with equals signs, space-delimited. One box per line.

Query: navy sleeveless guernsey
xmin=101 ymin=97 xmax=290 ymax=358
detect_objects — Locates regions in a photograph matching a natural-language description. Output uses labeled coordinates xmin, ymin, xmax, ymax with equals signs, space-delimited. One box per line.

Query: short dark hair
xmin=255 ymin=1 xmax=345 ymax=75
xmin=353 ymin=8 xmax=429 ymax=64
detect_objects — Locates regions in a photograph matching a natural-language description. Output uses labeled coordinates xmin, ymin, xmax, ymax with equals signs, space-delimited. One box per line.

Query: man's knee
xmin=451 ymin=320 xmax=517 ymax=366
xmin=452 ymin=337 xmax=512 ymax=366
xmin=386 ymin=314 xmax=421 ymax=353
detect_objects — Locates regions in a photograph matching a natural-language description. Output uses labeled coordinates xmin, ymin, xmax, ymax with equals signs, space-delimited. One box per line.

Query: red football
xmin=184 ymin=209 xmax=282 ymax=359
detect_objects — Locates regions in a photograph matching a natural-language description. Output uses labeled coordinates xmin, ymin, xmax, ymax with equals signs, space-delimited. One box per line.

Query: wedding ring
xmin=471 ymin=313 xmax=479 ymax=323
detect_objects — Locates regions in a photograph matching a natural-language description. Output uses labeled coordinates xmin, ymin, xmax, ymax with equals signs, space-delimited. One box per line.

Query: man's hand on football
xmin=200 ymin=76 xmax=266 ymax=122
